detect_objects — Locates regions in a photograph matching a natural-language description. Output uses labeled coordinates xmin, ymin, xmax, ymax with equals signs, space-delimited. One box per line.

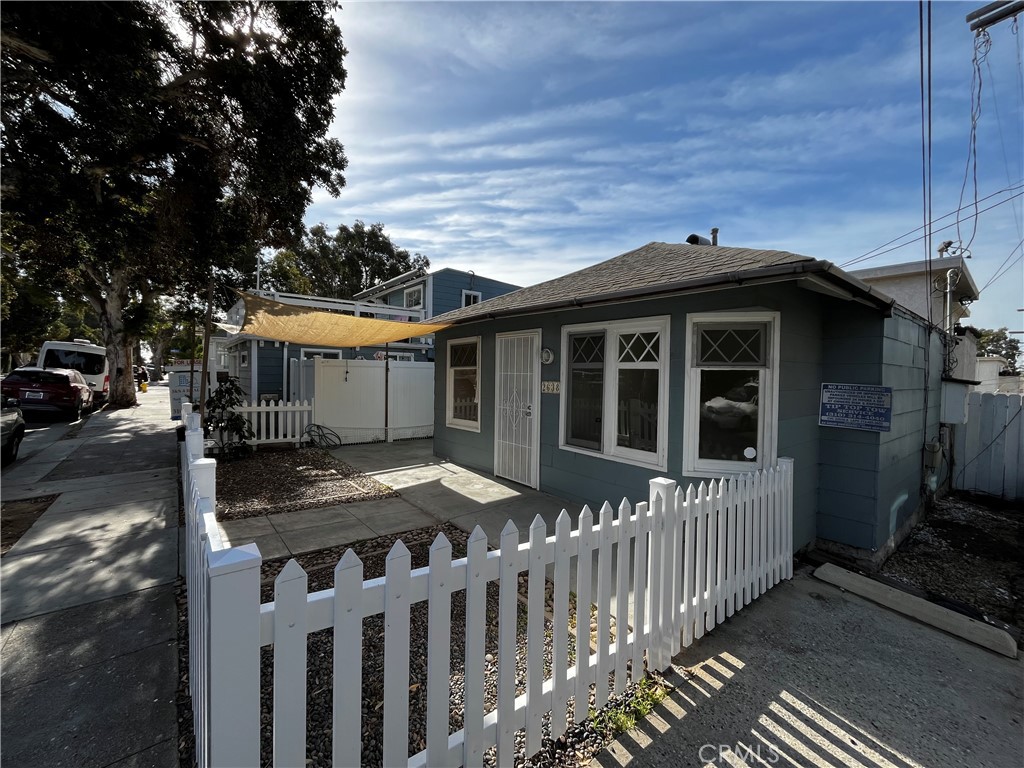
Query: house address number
xmin=541 ymin=381 xmax=560 ymax=394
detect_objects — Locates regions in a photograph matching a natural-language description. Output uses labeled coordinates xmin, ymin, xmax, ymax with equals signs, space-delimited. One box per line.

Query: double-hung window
xmin=404 ymin=285 xmax=423 ymax=309
xmin=684 ymin=311 xmax=779 ymax=474
xmin=561 ymin=317 xmax=670 ymax=469
xmin=446 ymin=337 xmax=480 ymax=430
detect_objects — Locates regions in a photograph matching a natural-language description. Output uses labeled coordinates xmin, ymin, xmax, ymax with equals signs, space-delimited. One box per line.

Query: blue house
xmin=428 ymin=241 xmax=950 ymax=568
xmin=223 ymin=267 xmax=520 ymax=403
xmin=352 ymin=266 xmax=521 ymax=332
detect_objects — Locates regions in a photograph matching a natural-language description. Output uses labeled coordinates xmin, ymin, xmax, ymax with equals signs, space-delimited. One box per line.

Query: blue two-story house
xmin=353 ymin=267 xmax=522 ymax=335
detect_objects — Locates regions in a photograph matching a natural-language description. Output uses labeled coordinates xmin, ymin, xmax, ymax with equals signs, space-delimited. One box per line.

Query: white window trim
xmin=558 ymin=316 xmax=670 ymax=472
xmin=404 ymin=284 xmax=424 ymax=309
xmin=300 ymin=347 xmax=342 ymax=360
xmin=446 ymin=335 xmax=481 ymax=432
xmin=683 ymin=311 xmax=780 ymax=475
xmin=462 ymin=289 xmax=482 ymax=307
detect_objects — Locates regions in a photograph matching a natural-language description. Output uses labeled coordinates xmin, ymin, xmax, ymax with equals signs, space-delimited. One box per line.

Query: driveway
xmin=595 ymin=565 xmax=1023 ymax=768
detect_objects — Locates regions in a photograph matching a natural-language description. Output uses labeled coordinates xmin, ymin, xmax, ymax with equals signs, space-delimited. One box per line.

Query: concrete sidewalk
xmin=1 ymin=383 xmax=180 ymax=768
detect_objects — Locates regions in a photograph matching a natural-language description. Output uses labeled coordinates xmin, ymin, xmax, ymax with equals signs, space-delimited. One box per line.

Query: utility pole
xmin=966 ymin=1 xmax=1023 ymax=32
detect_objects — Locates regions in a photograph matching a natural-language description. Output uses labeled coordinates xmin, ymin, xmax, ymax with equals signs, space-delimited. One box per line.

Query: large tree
xmin=969 ymin=326 xmax=1021 ymax=374
xmin=1 ymin=2 xmax=348 ymax=405
xmin=263 ymin=221 xmax=429 ymax=298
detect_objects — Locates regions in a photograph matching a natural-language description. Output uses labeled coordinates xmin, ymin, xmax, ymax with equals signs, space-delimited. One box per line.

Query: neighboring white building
xmin=849 ymin=255 xmax=979 ymax=330
xmin=974 ymin=355 xmax=1024 ymax=394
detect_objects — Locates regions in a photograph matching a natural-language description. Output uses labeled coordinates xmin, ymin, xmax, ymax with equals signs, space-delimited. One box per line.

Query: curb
xmin=813 ymin=563 xmax=1018 ymax=659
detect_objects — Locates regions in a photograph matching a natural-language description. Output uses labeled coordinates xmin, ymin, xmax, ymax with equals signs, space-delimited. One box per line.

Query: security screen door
xmin=494 ymin=331 xmax=541 ymax=488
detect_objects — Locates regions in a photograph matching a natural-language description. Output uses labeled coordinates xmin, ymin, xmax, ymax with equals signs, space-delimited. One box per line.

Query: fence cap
xmin=208 ymin=543 xmax=262 ymax=576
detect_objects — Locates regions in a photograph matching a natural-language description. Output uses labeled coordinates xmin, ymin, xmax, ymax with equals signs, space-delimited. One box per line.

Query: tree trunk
xmin=150 ymin=339 xmax=168 ymax=381
xmin=92 ymin=272 xmax=138 ymax=408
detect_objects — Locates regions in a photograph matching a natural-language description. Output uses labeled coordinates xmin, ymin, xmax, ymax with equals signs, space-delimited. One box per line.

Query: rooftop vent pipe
xmin=686 ymin=227 xmax=719 ymax=246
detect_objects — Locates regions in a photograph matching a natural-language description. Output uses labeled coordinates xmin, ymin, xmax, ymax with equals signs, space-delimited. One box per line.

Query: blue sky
xmin=304 ymin=1 xmax=1024 ymax=334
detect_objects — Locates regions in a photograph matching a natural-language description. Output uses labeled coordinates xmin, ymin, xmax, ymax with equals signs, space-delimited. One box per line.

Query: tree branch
xmin=0 ymin=31 xmax=54 ymax=62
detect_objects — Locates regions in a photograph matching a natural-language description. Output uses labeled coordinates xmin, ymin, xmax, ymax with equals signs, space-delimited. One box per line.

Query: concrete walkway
xmin=216 ymin=439 xmax=578 ymax=557
xmin=1 ymin=383 xmax=179 ymax=768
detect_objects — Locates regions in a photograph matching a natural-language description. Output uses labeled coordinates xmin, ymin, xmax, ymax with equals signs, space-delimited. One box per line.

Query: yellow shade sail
xmin=232 ymin=292 xmax=450 ymax=347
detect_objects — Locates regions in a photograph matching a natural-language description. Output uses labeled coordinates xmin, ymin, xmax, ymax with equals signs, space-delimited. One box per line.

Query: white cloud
xmin=302 ymin=1 xmax=1024 ymax=333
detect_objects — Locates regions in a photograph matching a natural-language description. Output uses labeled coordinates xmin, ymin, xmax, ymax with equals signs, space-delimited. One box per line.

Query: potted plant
xmin=203 ymin=376 xmax=254 ymax=460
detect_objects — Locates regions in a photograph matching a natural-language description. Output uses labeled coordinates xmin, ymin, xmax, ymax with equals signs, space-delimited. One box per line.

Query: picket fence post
xmin=207 ymin=543 xmax=262 ymax=768
xmin=779 ymin=456 xmax=795 ymax=578
xmin=645 ymin=478 xmax=676 ymax=671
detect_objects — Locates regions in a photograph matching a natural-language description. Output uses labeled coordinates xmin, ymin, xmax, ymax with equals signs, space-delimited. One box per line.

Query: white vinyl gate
xmin=494 ymin=331 xmax=540 ymax=488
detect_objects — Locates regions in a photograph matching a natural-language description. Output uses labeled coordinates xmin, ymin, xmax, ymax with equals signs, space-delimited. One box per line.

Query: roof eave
xmin=352 ymin=268 xmax=428 ymax=300
xmin=438 ymin=260 xmax=895 ymax=325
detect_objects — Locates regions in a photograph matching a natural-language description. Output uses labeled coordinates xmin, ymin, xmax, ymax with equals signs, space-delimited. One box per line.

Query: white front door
xmin=494 ymin=331 xmax=541 ymax=488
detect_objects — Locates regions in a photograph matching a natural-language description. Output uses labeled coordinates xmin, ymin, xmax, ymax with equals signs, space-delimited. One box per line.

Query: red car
xmin=1 ymin=366 xmax=95 ymax=421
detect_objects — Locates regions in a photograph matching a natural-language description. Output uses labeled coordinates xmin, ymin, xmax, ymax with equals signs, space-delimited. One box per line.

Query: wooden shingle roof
xmin=431 ymin=241 xmax=819 ymax=324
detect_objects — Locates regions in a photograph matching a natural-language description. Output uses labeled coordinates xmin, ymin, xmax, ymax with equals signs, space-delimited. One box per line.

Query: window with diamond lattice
xmin=447 ymin=338 xmax=480 ymax=429
xmin=619 ymin=332 xmax=660 ymax=363
xmin=698 ymin=326 xmax=765 ymax=366
xmin=615 ymin=331 xmax=661 ymax=453
xmin=685 ymin=315 xmax=778 ymax=474
xmin=561 ymin=317 xmax=669 ymax=469
xmin=566 ymin=333 xmax=605 ymax=449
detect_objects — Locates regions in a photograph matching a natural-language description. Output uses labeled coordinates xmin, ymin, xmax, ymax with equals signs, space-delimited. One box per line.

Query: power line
xmin=958 ymin=30 xmax=990 ymax=251
xmin=840 ymin=188 xmax=1024 ymax=268
xmin=979 ymin=238 xmax=1024 ymax=292
xmin=984 ymin=57 xmax=1024 ymax=242
xmin=840 ymin=183 xmax=1021 ymax=268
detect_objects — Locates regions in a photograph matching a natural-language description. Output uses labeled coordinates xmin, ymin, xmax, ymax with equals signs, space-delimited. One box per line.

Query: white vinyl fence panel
xmin=232 ymin=399 xmax=313 ymax=447
xmin=312 ymin=358 xmax=434 ymax=444
xmin=953 ymin=392 xmax=1023 ymax=500
xmin=183 ymin=407 xmax=794 ymax=768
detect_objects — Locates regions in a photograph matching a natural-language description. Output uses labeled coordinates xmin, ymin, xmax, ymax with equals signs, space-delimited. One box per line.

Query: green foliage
xmin=2 ymin=1 xmax=349 ymax=403
xmin=967 ymin=326 xmax=1021 ymax=374
xmin=263 ymin=221 xmax=429 ymax=298
xmin=1 ymin=247 xmax=101 ymax=364
xmin=588 ymin=676 xmax=667 ymax=738
xmin=203 ymin=377 xmax=254 ymax=460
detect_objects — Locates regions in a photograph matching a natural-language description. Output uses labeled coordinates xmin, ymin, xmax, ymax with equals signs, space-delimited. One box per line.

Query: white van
xmin=38 ymin=338 xmax=110 ymax=404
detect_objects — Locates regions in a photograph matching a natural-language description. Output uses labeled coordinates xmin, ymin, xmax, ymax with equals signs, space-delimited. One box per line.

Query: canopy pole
xmin=384 ymin=343 xmax=390 ymax=443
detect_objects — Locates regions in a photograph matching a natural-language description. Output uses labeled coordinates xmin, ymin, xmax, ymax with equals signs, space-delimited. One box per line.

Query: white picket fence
xmin=181 ymin=404 xmax=793 ymax=767
xmin=232 ymin=399 xmax=314 ymax=447
xmin=953 ymin=392 xmax=1023 ymax=501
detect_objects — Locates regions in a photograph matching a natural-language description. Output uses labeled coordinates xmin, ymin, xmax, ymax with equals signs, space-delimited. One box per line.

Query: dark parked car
xmin=1 ymin=396 xmax=26 ymax=463
xmin=1 ymin=367 xmax=94 ymax=421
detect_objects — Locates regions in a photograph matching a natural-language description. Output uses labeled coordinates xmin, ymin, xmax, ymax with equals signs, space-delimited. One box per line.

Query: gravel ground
xmin=881 ymin=493 xmax=1023 ymax=632
xmin=215 ymin=446 xmax=397 ymax=520
xmin=177 ymin=522 xmax=657 ymax=768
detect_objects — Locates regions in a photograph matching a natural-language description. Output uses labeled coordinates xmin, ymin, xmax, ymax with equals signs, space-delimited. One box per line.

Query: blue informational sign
xmin=818 ymin=383 xmax=893 ymax=432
